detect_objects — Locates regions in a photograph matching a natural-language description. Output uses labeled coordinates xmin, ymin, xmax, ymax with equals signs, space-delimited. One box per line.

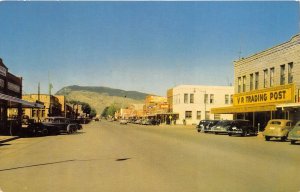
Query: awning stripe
xmin=211 ymin=104 xmax=276 ymax=114
xmin=0 ymin=93 xmax=44 ymax=108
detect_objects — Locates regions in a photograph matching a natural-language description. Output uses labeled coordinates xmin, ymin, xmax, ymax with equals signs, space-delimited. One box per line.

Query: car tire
xmin=265 ymin=136 xmax=270 ymax=141
xmin=228 ymin=133 xmax=232 ymax=136
xmin=291 ymin=140 xmax=296 ymax=145
xmin=241 ymin=132 xmax=247 ymax=137
xmin=281 ymin=136 xmax=287 ymax=142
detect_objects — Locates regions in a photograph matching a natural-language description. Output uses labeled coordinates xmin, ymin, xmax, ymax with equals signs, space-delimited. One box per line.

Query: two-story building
xmin=168 ymin=85 xmax=234 ymax=125
xmin=212 ymin=34 xmax=300 ymax=129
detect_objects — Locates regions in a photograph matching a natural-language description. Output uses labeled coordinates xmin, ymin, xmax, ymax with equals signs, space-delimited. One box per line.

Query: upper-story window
xmin=255 ymin=72 xmax=259 ymax=90
xmin=230 ymin=95 xmax=233 ymax=104
xmin=242 ymin=76 xmax=246 ymax=92
xmin=184 ymin=94 xmax=188 ymax=104
xmin=210 ymin=94 xmax=214 ymax=104
xmin=263 ymin=69 xmax=268 ymax=88
xmin=270 ymin=67 xmax=274 ymax=87
xmin=249 ymin=73 xmax=254 ymax=91
xmin=238 ymin=77 xmax=242 ymax=93
xmin=204 ymin=94 xmax=208 ymax=104
xmin=288 ymin=62 xmax=293 ymax=84
xmin=225 ymin=94 xmax=229 ymax=104
xmin=280 ymin=64 xmax=285 ymax=85
xmin=190 ymin=94 xmax=194 ymax=104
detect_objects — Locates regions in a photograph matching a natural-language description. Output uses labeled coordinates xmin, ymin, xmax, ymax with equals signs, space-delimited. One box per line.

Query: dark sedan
xmin=227 ymin=120 xmax=257 ymax=137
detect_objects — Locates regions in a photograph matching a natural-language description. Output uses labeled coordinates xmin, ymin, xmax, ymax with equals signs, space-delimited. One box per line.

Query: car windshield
xmin=270 ymin=121 xmax=282 ymax=125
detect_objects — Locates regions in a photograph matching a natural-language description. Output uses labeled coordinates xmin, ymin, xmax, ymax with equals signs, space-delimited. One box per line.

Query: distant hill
xmin=56 ymin=85 xmax=148 ymax=115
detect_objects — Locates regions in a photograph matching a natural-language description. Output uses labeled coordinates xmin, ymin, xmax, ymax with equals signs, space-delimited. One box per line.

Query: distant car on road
xmin=227 ymin=120 xmax=257 ymax=137
xmin=263 ymin=119 xmax=293 ymax=141
xmin=288 ymin=121 xmax=300 ymax=144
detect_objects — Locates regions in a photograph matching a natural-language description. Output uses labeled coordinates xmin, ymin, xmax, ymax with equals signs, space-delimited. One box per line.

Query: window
xmin=204 ymin=94 xmax=208 ymax=104
xmin=205 ymin=111 xmax=210 ymax=120
xmin=210 ymin=94 xmax=214 ymax=104
xmin=288 ymin=62 xmax=293 ymax=84
xmin=42 ymin=110 xmax=45 ymax=117
xmin=280 ymin=64 xmax=285 ymax=85
xmin=214 ymin=114 xmax=221 ymax=120
xmin=225 ymin=94 xmax=229 ymax=104
xmin=255 ymin=72 xmax=259 ymax=90
xmin=32 ymin=110 xmax=37 ymax=117
xmin=185 ymin=111 xmax=192 ymax=119
xmin=196 ymin=111 xmax=201 ymax=120
xmin=184 ymin=94 xmax=188 ymax=104
xmin=250 ymin=74 xmax=254 ymax=91
xmin=242 ymin=76 xmax=246 ymax=92
xmin=190 ymin=94 xmax=194 ymax=104
xmin=263 ymin=69 xmax=268 ymax=88
xmin=238 ymin=77 xmax=242 ymax=93
xmin=270 ymin=68 xmax=274 ymax=87
xmin=230 ymin=95 xmax=233 ymax=104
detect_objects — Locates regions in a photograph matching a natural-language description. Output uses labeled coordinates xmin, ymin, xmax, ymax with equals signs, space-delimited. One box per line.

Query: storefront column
xmin=253 ymin=112 xmax=255 ymax=128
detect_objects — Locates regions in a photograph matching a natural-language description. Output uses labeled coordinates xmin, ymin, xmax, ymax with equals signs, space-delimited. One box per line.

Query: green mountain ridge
xmin=56 ymin=85 xmax=148 ymax=116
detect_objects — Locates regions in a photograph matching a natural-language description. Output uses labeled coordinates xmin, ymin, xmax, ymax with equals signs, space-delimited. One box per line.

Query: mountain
xmin=56 ymin=85 xmax=148 ymax=115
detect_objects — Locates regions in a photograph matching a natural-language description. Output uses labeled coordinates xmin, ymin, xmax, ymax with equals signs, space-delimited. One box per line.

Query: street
xmin=0 ymin=121 xmax=299 ymax=192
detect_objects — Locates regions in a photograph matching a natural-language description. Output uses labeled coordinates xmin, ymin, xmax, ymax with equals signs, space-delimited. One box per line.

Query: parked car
xmin=263 ymin=119 xmax=293 ymax=141
xmin=42 ymin=117 xmax=81 ymax=134
xmin=288 ymin=121 xmax=300 ymax=144
xmin=134 ymin=119 xmax=142 ymax=124
xmin=197 ymin=120 xmax=219 ymax=133
xmin=141 ymin=119 xmax=151 ymax=125
xmin=227 ymin=120 xmax=257 ymax=137
xmin=211 ymin=120 xmax=233 ymax=134
xmin=120 ymin=119 xmax=128 ymax=125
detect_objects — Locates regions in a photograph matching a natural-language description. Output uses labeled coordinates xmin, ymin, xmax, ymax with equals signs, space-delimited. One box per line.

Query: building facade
xmin=212 ymin=34 xmax=300 ymax=129
xmin=168 ymin=85 xmax=234 ymax=125
xmin=22 ymin=94 xmax=62 ymax=122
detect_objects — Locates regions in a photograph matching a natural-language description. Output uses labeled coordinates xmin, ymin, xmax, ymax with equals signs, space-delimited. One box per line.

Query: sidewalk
xmin=0 ymin=136 xmax=19 ymax=144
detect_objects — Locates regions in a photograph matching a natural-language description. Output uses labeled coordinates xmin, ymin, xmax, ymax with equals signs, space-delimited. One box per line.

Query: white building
xmin=167 ymin=85 xmax=234 ymax=125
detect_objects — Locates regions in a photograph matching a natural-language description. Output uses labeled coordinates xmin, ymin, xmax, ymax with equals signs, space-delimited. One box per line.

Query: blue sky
xmin=0 ymin=2 xmax=299 ymax=96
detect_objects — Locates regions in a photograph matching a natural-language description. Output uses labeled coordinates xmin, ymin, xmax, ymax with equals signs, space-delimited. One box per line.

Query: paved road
xmin=0 ymin=121 xmax=299 ymax=192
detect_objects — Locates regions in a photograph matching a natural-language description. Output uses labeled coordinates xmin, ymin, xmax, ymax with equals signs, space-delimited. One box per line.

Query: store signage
xmin=0 ymin=66 xmax=6 ymax=77
xmin=8 ymin=82 xmax=21 ymax=93
xmin=233 ymin=84 xmax=294 ymax=106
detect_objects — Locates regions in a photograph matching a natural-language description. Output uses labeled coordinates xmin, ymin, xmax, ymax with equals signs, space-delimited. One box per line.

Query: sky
xmin=0 ymin=1 xmax=299 ymax=96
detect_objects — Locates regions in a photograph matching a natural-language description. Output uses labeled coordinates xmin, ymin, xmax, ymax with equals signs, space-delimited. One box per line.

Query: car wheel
xmin=197 ymin=129 xmax=200 ymax=133
xmin=265 ymin=136 xmax=270 ymax=141
xmin=228 ymin=133 xmax=232 ymax=136
xmin=215 ymin=132 xmax=218 ymax=135
xmin=291 ymin=140 xmax=296 ymax=145
xmin=241 ymin=131 xmax=247 ymax=137
xmin=281 ymin=136 xmax=287 ymax=142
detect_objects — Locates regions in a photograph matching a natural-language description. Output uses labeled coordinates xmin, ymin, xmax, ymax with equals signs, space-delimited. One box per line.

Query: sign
xmin=8 ymin=82 xmax=21 ymax=93
xmin=0 ymin=66 xmax=6 ymax=77
xmin=233 ymin=84 xmax=294 ymax=106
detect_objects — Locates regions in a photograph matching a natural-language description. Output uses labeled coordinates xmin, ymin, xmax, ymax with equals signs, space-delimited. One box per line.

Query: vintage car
xmin=288 ymin=121 xmax=300 ymax=144
xmin=38 ymin=117 xmax=81 ymax=135
xmin=227 ymin=120 xmax=257 ymax=137
xmin=211 ymin=120 xmax=233 ymax=134
xmin=120 ymin=119 xmax=128 ymax=125
xmin=197 ymin=120 xmax=219 ymax=133
xmin=263 ymin=119 xmax=293 ymax=141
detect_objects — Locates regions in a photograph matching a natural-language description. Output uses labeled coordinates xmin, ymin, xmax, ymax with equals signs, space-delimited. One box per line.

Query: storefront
xmin=212 ymin=34 xmax=300 ymax=130
xmin=0 ymin=58 xmax=43 ymax=135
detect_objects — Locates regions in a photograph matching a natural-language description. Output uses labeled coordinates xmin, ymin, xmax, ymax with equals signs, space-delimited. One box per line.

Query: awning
xmin=276 ymin=103 xmax=300 ymax=110
xmin=0 ymin=93 xmax=44 ymax=108
xmin=211 ymin=104 xmax=277 ymax=114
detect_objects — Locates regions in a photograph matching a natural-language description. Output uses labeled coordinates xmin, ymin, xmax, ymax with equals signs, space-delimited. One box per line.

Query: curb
xmin=0 ymin=136 xmax=19 ymax=144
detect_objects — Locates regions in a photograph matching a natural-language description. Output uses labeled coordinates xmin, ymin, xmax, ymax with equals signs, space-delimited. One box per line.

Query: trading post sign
xmin=233 ymin=84 xmax=294 ymax=106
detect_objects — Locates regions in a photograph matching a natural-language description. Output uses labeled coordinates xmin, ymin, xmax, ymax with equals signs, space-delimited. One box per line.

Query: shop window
xmin=249 ymin=74 xmax=254 ymax=91
xmin=32 ymin=110 xmax=37 ymax=117
xmin=270 ymin=68 xmax=274 ymax=87
xmin=263 ymin=69 xmax=268 ymax=88
xmin=210 ymin=94 xmax=214 ymax=104
xmin=288 ymin=62 xmax=293 ymax=84
xmin=184 ymin=94 xmax=188 ymax=104
xmin=242 ymin=76 xmax=246 ymax=92
xmin=255 ymin=72 xmax=259 ymax=90
xmin=196 ymin=111 xmax=201 ymax=120
xmin=190 ymin=94 xmax=194 ymax=104
xmin=280 ymin=64 xmax=285 ymax=85
xmin=214 ymin=114 xmax=221 ymax=120
xmin=185 ymin=111 xmax=192 ymax=119
xmin=230 ymin=95 xmax=233 ymax=104
xmin=225 ymin=94 xmax=229 ymax=104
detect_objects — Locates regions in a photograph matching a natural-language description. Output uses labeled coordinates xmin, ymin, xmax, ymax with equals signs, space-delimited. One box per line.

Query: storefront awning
xmin=0 ymin=93 xmax=44 ymax=108
xmin=211 ymin=104 xmax=277 ymax=114
xmin=276 ymin=103 xmax=300 ymax=110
